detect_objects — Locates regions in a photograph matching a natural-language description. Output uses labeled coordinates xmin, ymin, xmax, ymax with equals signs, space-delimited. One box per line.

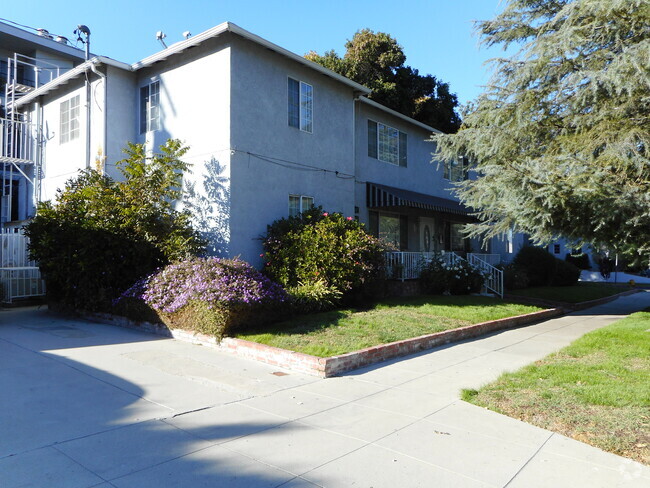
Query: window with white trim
xmin=140 ymin=81 xmax=160 ymax=133
xmin=288 ymin=78 xmax=313 ymax=133
xmin=288 ymin=194 xmax=314 ymax=217
xmin=367 ymin=120 xmax=407 ymax=166
xmin=60 ymin=95 xmax=80 ymax=144
xmin=443 ymin=156 xmax=469 ymax=182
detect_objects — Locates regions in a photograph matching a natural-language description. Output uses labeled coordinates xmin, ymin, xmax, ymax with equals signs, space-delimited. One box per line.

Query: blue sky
xmin=2 ymin=0 xmax=507 ymax=106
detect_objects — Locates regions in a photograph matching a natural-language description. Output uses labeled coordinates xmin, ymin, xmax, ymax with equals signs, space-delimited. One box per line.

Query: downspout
xmin=89 ymin=61 xmax=107 ymax=174
xmin=85 ymin=71 xmax=91 ymax=169
xmin=34 ymin=99 xmax=42 ymax=208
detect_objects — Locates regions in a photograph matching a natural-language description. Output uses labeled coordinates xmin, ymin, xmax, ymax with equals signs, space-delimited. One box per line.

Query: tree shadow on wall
xmin=184 ymin=157 xmax=231 ymax=257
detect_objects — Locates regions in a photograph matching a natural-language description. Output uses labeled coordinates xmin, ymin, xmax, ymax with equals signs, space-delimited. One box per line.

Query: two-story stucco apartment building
xmin=3 ymin=21 xmax=527 ymax=267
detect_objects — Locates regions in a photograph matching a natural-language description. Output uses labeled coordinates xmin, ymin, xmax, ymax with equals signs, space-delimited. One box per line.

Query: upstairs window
xmin=140 ymin=81 xmax=160 ymax=133
xmin=444 ymin=156 xmax=469 ymax=182
xmin=367 ymin=120 xmax=407 ymax=166
xmin=288 ymin=194 xmax=314 ymax=217
xmin=288 ymin=78 xmax=313 ymax=133
xmin=60 ymin=95 xmax=80 ymax=144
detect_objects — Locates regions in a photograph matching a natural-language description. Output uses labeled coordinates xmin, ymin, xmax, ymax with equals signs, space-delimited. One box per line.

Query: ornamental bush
xmin=262 ymin=207 xmax=386 ymax=304
xmin=25 ymin=140 xmax=205 ymax=311
xmin=419 ymin=254 xmax=484 ymax=295
xmin=118 ymin=257 xmax=289 ymax=339
xmin=512 ymin=246 xmax=557 ymax=287
xmin=552 ymin=258 xmax=581 ymax=286
xmin=565 ymin=252 xmax=591 ymax=270
xmin=500 ymin=263 xmax=530 ymax=291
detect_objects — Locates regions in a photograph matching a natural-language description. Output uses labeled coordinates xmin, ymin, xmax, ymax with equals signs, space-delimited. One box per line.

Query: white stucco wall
xmin=104 ymin=66 xmax=137 ymax=178
xmin=134 ymin=36 xmax=232 ymax=258
xmin=39 ymin=80 xmax=89 ymax=202
xmin=229 ymin=35 xmax=357 ymax=265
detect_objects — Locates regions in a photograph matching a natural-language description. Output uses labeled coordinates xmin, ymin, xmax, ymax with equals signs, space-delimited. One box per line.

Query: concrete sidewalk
xmin=1 ymin=292 xmax=649 ymax=487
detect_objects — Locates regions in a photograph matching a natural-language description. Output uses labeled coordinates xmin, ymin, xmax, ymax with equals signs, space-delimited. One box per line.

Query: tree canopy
xmin=432 ymin=0 xmax=650 ymax=261
xmin=306 ymin=29 xmax=462 ymax=133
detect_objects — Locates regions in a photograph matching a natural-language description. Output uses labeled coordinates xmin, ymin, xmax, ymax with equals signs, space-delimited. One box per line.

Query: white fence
xmin=385 ymin=251 xmax=504 ymax=298
xmin=1 ymin=230 xmax=45 ymax=303
xmin=384 ymin=251 xmax=464 ymax=281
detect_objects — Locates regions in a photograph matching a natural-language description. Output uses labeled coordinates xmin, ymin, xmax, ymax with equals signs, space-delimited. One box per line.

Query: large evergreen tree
xmin=432 ymin=0 xmax=650 ymax=261
xmin=306 ymin=29 xmax=462 ymax=133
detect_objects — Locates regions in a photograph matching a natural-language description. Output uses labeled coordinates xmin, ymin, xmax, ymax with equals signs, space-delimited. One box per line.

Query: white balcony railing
xmin=1 ymin=117 xmax=37 ymax=163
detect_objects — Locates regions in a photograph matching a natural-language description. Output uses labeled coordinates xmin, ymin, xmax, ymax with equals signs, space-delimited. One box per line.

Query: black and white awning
xmin=366 ymin=182 xmax=472 ymax=216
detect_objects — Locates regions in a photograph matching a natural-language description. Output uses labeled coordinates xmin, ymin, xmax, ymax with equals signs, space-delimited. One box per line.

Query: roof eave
xmin=130 ymin=22 xmax=371 ymax=95
xmin=358 ymin=97 xmax=444 ymax=134
xmin=13 ymin=56 xmax=132 ymax=108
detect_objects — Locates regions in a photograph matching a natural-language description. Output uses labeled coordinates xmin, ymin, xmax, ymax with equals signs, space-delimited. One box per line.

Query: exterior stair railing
xmin=467 ymin=253 xmax=504 ymax=298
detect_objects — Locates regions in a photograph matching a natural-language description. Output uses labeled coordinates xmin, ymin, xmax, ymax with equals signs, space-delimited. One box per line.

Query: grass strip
xmin=237 ymin=295 xmax=542 ymax=357
xmin=462 ymin=310 xmax=650 ymax=464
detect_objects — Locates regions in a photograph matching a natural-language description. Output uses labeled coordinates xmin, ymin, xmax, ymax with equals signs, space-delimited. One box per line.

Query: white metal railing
xmin=384 ymin=251 xmax=464 ymax=281
xmin=0 ymin=267 xmax=45 ymax=302
xmin=0 ymin=230 xmax=45 ymax=302
xmin=1 ymin=117 xmax=37 ymax=163
xmin=1 ymin=229 xmax=37 ymax=267
xmin=384 ymin=252 xmax=434 ymax=280
xmin=468 ymin=254 xmax=504 ymax=298
xmin=468 ymin=253 xmax=501 ymax=266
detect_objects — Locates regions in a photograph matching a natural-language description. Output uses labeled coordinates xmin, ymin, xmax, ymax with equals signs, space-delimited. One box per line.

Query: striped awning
xmin=366 ymin=182 xmax=472 ymax=216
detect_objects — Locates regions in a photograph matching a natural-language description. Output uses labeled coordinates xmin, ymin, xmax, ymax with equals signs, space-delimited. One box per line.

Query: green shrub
xmin=287 ymin=279 xmax=343 ymax=314
xmin=566 ymin=252 xmax=591 ymax=270
xmin=26 ymin=140 xmax=205 ymax=311
xmin=500 ymin=263 xmax=530 ymax=290
xmin=419 ymin=254 xmax=484 ymax=295
xmin=262 ymin=207 xmax=386 ymax=301
xmin=122 ymin=257 xmax=289 ymax=339
xmin=552 ymin=258 xmax=581 ymax=286
xmin=513 ymin=246 xmax=557 ymax=287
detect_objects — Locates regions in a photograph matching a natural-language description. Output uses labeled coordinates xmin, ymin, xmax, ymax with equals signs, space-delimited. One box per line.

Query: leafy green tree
xmin=306 ymin=29 xmax=461 ymax=133
xmin=432 ymin=0 xmax=650 ymax=262
xmin=26 ymin=139 xmax=205 ymax=310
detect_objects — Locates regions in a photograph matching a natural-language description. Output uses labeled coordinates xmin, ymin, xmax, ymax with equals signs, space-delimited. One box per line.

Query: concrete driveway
xmin=1 ymin=292 xmax=649 ymax=487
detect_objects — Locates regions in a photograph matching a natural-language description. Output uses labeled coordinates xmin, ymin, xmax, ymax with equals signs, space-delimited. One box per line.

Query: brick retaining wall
xmin=87 ymin=307 xmax=564 ymax=378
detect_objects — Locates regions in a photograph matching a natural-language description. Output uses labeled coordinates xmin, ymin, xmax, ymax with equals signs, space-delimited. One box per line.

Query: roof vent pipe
xmin=37 ymin=28 xmax=52 ymax=39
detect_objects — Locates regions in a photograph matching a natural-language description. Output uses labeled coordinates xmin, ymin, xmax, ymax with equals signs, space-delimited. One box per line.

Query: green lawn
xmin=507 ymin=282 xmax=632 ymax=304
xmin=237 ymin=295 xmax=543 ymax=357
xmin=462 ymin=310 xmax=650 ymax=464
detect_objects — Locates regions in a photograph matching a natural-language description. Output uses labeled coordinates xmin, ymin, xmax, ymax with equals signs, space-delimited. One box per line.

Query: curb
xmin=86 ymin=307 xmax=565 ymax=378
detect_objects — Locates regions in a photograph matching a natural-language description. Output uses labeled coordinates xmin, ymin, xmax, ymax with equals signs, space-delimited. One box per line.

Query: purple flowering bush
xmin=116 ymin=257 xmax=289 ymax=339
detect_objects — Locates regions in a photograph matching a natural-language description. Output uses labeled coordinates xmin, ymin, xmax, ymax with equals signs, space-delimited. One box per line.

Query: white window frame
xmin=444 ymin=156 xmax=469 ymax=182
xmin=59 ymin=95 xmax=80 ymax=144
xmin=288 ymin=77 xmax=313 ymax=134
xmin=140 ymin=80 xmax=160 ymax=134
xmin=368 ymin=119 xmax=407 ymax=166
xmin=288 ymin=194 xmax=314 ymax=217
